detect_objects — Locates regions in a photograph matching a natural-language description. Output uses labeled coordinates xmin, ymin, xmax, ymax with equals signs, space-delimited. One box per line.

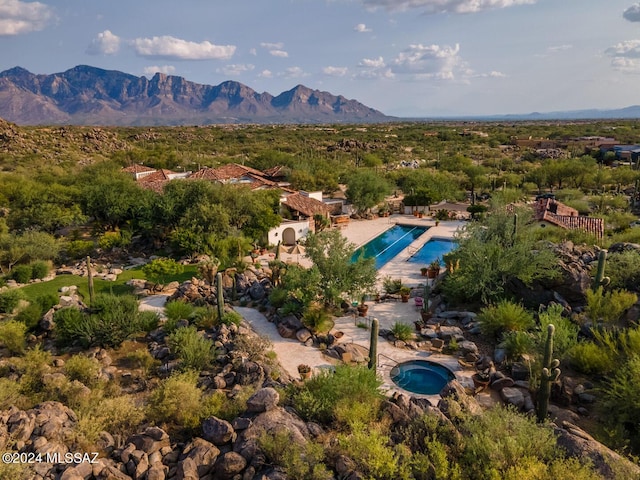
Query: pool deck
xmin=241 ymin=214 xmax=476 ymax=401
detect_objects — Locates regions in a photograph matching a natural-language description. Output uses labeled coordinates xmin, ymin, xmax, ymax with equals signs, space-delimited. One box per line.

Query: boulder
xmin=500 ymin=387 xmax=525 ymax=409
xmin=246 ymin=388 xmax=279 ymax=413
xmin=126 ymin=427 xmax=170 ymax=455
xmin=202 ymin=416 xmax=236 ymax=446
xmin=295 ymin=328 xmax=312 ymax=343
xmin=555 ymin=421 xmax=640 ymax=479
xmin=213 ymin=451 xmax=247 ymax=479
xmin=180 ymin=438 xmax=220 ymax=477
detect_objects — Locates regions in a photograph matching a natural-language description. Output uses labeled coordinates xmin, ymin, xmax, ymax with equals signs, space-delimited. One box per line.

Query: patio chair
xmin=414 ymin=296 xmax=424 ymax=310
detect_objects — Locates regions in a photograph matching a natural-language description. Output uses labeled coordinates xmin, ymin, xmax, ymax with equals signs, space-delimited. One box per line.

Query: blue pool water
xmin=407 ymin=238 xmax=456 ymax=266
xmin=352 ymin=225 xmax=427 ymax=269
xmin=390 ymin=360 xmax=455 ymax=395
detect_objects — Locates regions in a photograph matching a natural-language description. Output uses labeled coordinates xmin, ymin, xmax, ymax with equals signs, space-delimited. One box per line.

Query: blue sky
xmin=2 ymin=0 xmax=640 ymax=116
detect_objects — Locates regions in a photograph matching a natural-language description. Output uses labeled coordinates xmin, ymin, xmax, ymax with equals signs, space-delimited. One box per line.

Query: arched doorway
xmin=282 ymin=227 xmax=296 ymax=245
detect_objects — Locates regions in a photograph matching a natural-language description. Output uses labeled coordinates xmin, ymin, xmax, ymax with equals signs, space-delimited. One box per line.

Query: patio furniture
xmin=414 ymin=296 xmax=424 ymax=309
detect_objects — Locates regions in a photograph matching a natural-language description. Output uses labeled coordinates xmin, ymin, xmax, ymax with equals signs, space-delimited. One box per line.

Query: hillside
xmin=0 ymin=66 xmax=392 ymax=126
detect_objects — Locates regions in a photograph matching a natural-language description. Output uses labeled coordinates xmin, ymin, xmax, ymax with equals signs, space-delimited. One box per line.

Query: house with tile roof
xmin=187 ymin=163 xmax=285 ymax=190
xmin=534 ymin=198 xmax=604 ymax=239
xmin=122 ymin=164 xmax=157 ymax=180
xmin=268 ymin=191 xmax=333 ymax=246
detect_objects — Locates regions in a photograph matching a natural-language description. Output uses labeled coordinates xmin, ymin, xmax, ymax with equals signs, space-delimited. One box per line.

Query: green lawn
xmin=20 ymin=265 xmax=198 ymax=302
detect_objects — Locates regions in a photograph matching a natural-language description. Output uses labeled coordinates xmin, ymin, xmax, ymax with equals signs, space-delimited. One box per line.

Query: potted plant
xmin=399 ymin=286 xmax=411 ymax=303
xmin=357 ymin=294 xmax=369 ymax=317
xmin=298 ymin=364 xmax=312 ymax=380
xmin=472 ymin=370 xmax=491 ymax=390
xmin=427 ymin=258 xmax=441 ymax=279
xmin=420 ymin=266 xmax=429 ymax=277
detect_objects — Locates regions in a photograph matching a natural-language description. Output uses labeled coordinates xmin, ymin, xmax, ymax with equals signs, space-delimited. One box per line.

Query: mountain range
xmin=0 ymin=65 xmax=392 ymax=125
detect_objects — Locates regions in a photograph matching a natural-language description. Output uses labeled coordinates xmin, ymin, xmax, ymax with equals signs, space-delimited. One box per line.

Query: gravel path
xmin=235 ymin=307 xmax=333 ymax=379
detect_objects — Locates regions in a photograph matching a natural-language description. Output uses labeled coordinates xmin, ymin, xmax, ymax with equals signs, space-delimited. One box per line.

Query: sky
xmin=2 ymin=0 xmax=640 ymax=117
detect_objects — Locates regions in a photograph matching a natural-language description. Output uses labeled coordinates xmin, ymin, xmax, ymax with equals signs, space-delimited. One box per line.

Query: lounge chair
xmin=414 ymin=297 xmax=424 ymax=309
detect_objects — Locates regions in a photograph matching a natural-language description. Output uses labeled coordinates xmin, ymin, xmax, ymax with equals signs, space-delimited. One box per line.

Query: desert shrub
xmin=608 ymin=250 xmax=640 ymax=292
xmin=291 ymin=365 xmax=382 ymax=424
xmin=500 ymin=331 xmax=536 ymax=361
xmin=168 ymin=326 xmax=215 ymax=371
xmin=65 ymin=239 xmax=95 ymax=259
xmin=14 ymin=303 xmax=43 ymax=331
xmin=268 ymin=287 xmax=288 ymax=308
xmin=478 ymin=300 xmax=535 ymax=339
xmin=382 ymin=276 xmax=402 ymax=295
xmin=147 ymin=370 xmax=203 ymax=428
xmin=11 ymin=264 xmax=32 ymax=284
xmin=258 ymin=430 xmax=332 ymax=480
xmin=568 ymin=341 xmax=616 ymax=375
xmin=35 ymin=293 xmax=58 ymax=312
xmin=17 ymin=346 xmax=52 ymax=395
xmin=137 ymin=311 xmax=160 ymax=332
xmin=40 ymin=375 xmax=93 ymax=410
xmin=600 ymin=355 xmax=640 ymax=455
xmin=64 ymin=355 xmax=101 ymax=387
xmin=459 ymin=406 xmax=562 ymax=479
xmin=501 ymin=456 xmax=601 ymax=480
xmin=585 ymin=287 xmax=637 ymax=324
xmin=98 ymin=230 xmax=131 ymax=251
xmin=0 ymin=377 xmax=24 ymax=409
xmin=125 ymin=348 xmax=159 ymax=376
xmin=164 ymin=300 xmax=194 ymax=323
xmin=221 ymin=310 xmax=242 ymax=326
xmin=0 ymin=289 xmax=24 ymax=313
xmin=29 ymin=260 xmax=50 ymax=280
xmin=280 ymin=300 xmax=303 ymax=316
xmin=536 ymin=304 xmax=579 ymax=360
xmin=53 ymin=307 xmax=91 ymax=346
xmin=335 ymin=425 xmax=411 ymax=480
xmin=233 ymin=333 xmax=273 ymax=361
xmin=302 ymin=303 xmax=333 ymax=333
xmin=0 ymin=456 xmax=31 ymax=480
xmin=142 ymin=257 xmax=184 ymax=285
xmin=0 ymin=320 xmax=27 ymax=354
xmin=74 ymin=396 xmax=144 ymax=450
xmin=391 ymin=322 xmax=413 ymax=342
xmin=192 ymin=305 xmax=218 ymax=329
xmin=201 ymin=386 xmax=256 ymax=422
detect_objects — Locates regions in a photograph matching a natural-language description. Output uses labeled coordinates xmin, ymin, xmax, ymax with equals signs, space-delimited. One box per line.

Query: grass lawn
xmin=19 ymin=265 xmax=198 ymax=302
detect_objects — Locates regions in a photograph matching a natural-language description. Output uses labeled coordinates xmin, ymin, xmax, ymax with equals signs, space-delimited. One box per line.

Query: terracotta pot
xmin=427 ymin=268 xmax=439 ymax=279
xmin=401 ymin=294 xmax=410 ymax=303
xmin=357 ymin=305 xmax=369 ymax=317
xmin=472 ymin=373 xmax=490 ymax=390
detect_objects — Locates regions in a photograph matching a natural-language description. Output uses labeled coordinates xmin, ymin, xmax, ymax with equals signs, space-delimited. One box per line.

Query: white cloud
xmin=249 ymin=48 xmax=257 ymax=56
xmin=322 ymin=66 xmax=349 ymax=76
xmin=359 ymin=56 xmax=386 ymax=68
xmin=361 ymin=0 xmax=535 ymax=14
xmin=280 ymin=66 xmax=307 ymax=78
xmin=606 ymin=40 xmax=640 ymax=58
xmin=354 ymin=23 xmax=372 ymax=32
xmin=548 ymin=44 xmax=572 ymax=53
xmin=217 ymin=64 xmax=255 ymax=76
xmin=472 ymin=70 xmax=507 ymax=78
xmin=259 ymin=69 xmax=273 ymax=78
xmin=131 ymin=35 xmax=235 ymax=60
xmin=0 ymin=0 xmax=52 ymax=36
xmin=269 ymin=49 xmax=289 ymax=58
xmin=143 ymin=65 xmax=176 ymax=76
xmin=392 ymin=43 xmax=462 ymax=79
xmin=86 ymin=30 xmax=121 ymax=55
xmin=260 ymin=42 xmax=284 ymax=49
xmin=623 ymin=3 xmax=640 ymax=22
xmin=606 ymin=40 xmax=640 ymax=73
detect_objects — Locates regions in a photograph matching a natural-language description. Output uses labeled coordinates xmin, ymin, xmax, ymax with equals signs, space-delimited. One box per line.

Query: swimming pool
xmin=352 ymin=225 xmax=427 ymax=269
xmin=390 ymin=360 xmax=455 ymax=395
xmin=407 ymin=238 xmax=456 ymax=266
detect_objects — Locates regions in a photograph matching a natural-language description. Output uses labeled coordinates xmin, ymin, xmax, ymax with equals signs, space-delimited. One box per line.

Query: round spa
xmin=390 ymin=360 xmax=455 ymax=395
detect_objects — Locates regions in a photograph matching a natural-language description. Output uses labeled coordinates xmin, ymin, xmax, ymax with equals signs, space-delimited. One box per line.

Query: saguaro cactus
xmin=513 ymin=213 xmax=518 ymax=244
xmin=86 ymin=256 xmax=95 ymax=305
xmin=593 ymin=249 xmax=611 ymax=291
xmin=368 ymin=317 xmax=379 ymax=370
xmin=537 ymin=324 xmax=561 ymax=423
xmin=216 ymin=272 xmax=224 ymax=322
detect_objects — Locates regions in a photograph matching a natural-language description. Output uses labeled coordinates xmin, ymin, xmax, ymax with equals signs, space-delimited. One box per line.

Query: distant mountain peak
xmin=0 ymin=65 xmax=392 ymax=125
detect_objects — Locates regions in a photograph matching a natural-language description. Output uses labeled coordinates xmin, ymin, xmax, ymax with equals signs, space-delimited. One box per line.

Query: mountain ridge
xmin=0 ymin=65 xmax=392 ymax=125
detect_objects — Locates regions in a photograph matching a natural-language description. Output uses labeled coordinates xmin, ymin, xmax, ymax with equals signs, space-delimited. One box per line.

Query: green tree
xmin=345 ymin=171 xmax=391 ymax=214
xmin=304 ymin=230 xmax=377 ymax=307
xmin=142 ymin=258 xmax=184 ymax=285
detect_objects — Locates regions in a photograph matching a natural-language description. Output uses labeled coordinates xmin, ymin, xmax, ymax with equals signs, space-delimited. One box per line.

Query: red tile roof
xmin=283 ymin=193 xmax=331 ymax=217
xmin=122 ymin=164 xmax=156 ymax=174
xmin=534 ymin=198 xmax=604 ymax=239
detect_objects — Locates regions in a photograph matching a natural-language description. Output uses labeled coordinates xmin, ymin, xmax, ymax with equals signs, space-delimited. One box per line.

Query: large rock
xmin=202 ymin=416 xmax=236 ymax=446
xmin=246 ymin=388 xmax=279 ymax=413
xmin=179 ymin=438 xmax=220 ymax=477
xmin=556 ymin=421 xmax=640 ymax=479
xmin=500 ymin=387 xmax=525 ymax=409
xmin=213 ymin=451 xmax=247 ymax=479
xmin=126 ymin=427 xmax=170 ymax=455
